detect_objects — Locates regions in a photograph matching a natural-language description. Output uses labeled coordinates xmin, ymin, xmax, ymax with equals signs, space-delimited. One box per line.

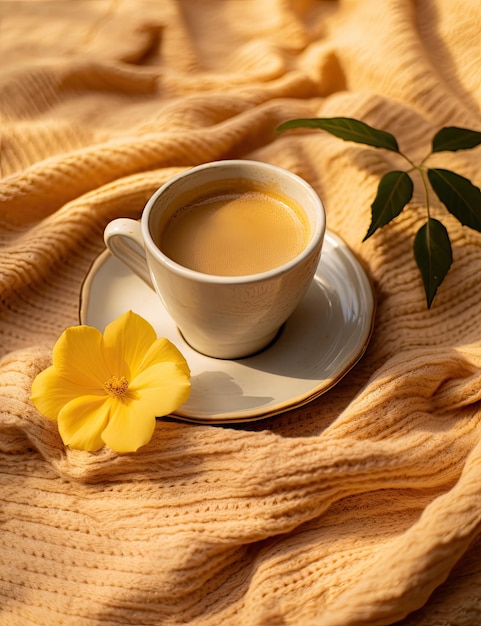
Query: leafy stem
xmin=277 ymin=117 xmax=481 ymax=308
xmin=418 ymin=167 xmax=431 ymax=220
xmin=398 ymin=150 xmax=417 ymax=170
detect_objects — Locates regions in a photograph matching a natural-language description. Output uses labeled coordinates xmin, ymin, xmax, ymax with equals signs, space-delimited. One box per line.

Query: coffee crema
xmin=158 ymin=181 xmax=311 ymax=276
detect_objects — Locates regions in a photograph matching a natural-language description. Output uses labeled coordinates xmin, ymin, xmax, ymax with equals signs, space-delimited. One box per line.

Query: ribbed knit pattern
xmin=1 ymin=1 xmax=481 ymax=624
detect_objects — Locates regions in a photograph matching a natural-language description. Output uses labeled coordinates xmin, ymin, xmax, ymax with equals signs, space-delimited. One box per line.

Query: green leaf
xmin=276 ymin=117 xmax=400 ymax=152
xmin=413 ymin=218 xmax=452 ymax=308
xmin=432 ymin=127 xmax=481 ymax=152
xmin=427 ymin=168 xmax=481 ymax=232
xmin=364 ymin=171 xmax=413 ymax=240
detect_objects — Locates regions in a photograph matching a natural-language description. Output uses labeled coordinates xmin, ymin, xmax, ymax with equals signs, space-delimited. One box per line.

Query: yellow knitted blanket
xmin=1 ymin=1 xmax=481 ymax=624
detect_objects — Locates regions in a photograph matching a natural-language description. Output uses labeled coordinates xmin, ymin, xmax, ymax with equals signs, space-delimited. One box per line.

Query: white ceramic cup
xmin=104 ymin=160 xmax=326 ymax=359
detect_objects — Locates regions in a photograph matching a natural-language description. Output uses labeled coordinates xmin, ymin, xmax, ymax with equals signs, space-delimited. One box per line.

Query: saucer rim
xmin=79 ymin=230 xmax=375 ymax=423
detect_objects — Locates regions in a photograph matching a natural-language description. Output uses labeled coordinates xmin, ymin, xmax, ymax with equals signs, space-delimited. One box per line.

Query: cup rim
xmin=140 ymin=159 xmax=326 ymax=285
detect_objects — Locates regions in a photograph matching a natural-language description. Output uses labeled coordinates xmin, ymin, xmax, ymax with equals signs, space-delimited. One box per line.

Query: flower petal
xmin=57 ymin=395 xmax=111 ymax=451
xmin=139 ymin=337 xmax=191 ymax=377
xmin=31 ymin=365 xmax=104 ymax=421
xmin=130 ymin=362 xmax=191 ymax=416
xmin=52 ymin=325 xmax=111 ymax=387
xmin=102 ymin=311 xmax=156 ymax=378
xmin=101 ymin=362 xmax=191 ymax=453
xmin=100 ymin=399 xmax=156 ymax=453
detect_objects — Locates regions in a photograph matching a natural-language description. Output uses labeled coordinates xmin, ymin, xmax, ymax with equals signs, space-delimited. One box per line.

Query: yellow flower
xmin=31 ymin=311 xmax=191 ymax=453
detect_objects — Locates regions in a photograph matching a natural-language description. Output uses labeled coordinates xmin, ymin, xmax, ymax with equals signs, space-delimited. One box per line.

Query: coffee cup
xmin=103 ymin=160 xmax=326 ymax=359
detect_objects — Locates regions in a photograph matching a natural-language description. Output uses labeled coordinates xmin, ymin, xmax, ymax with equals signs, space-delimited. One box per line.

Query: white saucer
xmin=80 ymin=231 xmax=375 ymax=423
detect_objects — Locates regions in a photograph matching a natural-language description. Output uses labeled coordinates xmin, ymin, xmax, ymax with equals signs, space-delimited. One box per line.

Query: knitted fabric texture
xmin=1 ymin=1 xmax=481 ymax=625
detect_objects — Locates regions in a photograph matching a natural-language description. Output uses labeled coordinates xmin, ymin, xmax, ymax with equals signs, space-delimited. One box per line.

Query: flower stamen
xmin=104 ymin=375 xmax=129 ymax=398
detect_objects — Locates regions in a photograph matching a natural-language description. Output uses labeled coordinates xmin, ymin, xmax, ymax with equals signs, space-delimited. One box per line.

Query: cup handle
xmin=103 ymin=218 xmax=153 ymax=288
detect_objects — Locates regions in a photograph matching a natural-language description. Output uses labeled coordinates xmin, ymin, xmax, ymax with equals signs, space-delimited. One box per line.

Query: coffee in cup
xmin=156 ymin=178 xmax=311 ymax=276
xmin=104 ymin=160 xmax=326 ymax=359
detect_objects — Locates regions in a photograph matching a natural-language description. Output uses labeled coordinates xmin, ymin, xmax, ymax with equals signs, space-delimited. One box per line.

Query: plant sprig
xmin=277 ymin=117 xmax=481 ymax=308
